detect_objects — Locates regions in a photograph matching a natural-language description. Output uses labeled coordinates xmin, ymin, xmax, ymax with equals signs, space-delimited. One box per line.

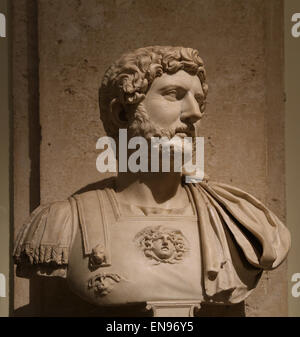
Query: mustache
xmin=174 ymin=125 xmax=195 ymax=137
xmin=152 ymin=125 xmax=195 ymax=139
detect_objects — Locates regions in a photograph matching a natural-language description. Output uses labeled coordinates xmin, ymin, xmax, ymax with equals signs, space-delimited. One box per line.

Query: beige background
xmin=285 ymin=0 xmax=300 ymax=317
xmin=0 ymin=0 xmax=9 ymax=317
xmin=7 ymin=0 xmax=296 ymax=316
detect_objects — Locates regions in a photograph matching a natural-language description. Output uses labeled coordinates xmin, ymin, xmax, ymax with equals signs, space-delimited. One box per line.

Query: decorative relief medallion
xmin=88 ymin=273 xmax=122 ymax=296
xmin=134 ymin=225 xmax=190 ymax=264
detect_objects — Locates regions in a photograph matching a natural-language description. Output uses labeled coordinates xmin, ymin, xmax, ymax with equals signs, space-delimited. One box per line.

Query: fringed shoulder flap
xmin=13 ymin=200 xmax=75 ymax=276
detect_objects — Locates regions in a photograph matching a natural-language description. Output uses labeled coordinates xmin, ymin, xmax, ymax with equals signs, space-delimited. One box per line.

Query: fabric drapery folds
xmin=187 ymin=181 xmax=291 ymax=303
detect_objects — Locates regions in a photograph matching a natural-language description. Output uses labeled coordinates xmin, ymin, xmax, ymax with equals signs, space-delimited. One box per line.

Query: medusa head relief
xmin=134 ymin=225 xmax=190 ymax=265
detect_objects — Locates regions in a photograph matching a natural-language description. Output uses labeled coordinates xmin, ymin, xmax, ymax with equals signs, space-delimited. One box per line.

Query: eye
xmin=200 ymin=101 xmax=206 ymax=112
xmin=163 ymin=88 xmax=186 ymax=101
xmin=164 ymin=89 xmax=178 ymax=100
xmin=194 ymin=93 xmax=204 ymax=104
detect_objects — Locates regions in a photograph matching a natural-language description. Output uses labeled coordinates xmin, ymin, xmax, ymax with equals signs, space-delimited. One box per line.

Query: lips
xmin=176 ymin=131 xmax=195 ymax=139
xmin=161 ymin=246 xmax=169 ymax=251
xmin=175 ymin=127 xmax=195 ymax=137
xmin=175 ymin=132 xmax=189 ymax=138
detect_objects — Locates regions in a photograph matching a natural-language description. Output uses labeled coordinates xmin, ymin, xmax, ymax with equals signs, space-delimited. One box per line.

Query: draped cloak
xmin=13 ymin=178 xmax=291 ymax=304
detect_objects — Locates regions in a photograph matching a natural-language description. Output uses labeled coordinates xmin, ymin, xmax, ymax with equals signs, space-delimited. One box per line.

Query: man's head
xmin=99 ymin=46 xmax=208 ymax=141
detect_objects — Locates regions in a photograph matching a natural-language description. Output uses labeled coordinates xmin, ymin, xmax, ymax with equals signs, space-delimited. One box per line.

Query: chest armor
xmin=14 ymin=180 xmax=291 ymax=307
xmin=67 ymin=187 xmax=203 ymax=307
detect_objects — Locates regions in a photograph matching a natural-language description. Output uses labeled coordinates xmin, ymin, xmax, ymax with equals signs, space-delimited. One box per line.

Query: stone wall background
xmin=13 ymin=0 xmax=287 ymax=316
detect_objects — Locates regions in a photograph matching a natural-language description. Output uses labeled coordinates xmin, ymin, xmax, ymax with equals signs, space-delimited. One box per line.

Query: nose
xmin=180 ymin=92 xmax=203 ymax=125
xmin=161 ymin=235 xmax=169 ymax=246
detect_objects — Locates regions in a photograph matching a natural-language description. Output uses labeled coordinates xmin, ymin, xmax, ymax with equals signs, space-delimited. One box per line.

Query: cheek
xmin=152 ymin=241 xmax=161 ymax=251
xmin=144 ymin=97 xmax=181 ymax=127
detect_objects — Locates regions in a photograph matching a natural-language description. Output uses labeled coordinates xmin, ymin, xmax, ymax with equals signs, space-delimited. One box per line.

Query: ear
xmin=110 ymin=98 xmax=129 ymax=126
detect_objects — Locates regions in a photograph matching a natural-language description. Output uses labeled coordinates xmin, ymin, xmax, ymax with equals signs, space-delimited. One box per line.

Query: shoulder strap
xmin=74 ymin=188 xmax=118 ymax=266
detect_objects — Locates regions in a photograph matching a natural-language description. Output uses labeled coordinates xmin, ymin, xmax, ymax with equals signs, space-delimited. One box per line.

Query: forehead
xmin=149 ymin=69 xmax=203 ymax=93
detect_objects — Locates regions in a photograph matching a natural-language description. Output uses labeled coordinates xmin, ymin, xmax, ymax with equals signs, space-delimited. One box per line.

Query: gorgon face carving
xmin=134 ymin=225 xmax=189 ymax=264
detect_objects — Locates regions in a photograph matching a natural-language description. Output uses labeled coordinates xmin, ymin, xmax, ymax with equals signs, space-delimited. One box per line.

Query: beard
xmin=127 ymin=102 xmax=177 ymax=139
xmin=127 ymin=102 xmax=196 ymax=139
xmin=126 ymin=102 xmax=198 ymax=176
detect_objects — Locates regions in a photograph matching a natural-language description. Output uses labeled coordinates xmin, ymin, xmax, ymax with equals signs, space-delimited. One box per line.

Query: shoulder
xmin=13 ymin=198 xmax=78 ymax=278
xmin=187 ymin=180 xmax=291 ymax=269
xmin=14 ymin=178 xmax=117 ymax=278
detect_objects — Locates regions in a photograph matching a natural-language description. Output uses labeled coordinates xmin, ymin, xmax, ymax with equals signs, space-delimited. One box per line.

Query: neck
xmin=115 ymin=171 xmax=188 ymax=208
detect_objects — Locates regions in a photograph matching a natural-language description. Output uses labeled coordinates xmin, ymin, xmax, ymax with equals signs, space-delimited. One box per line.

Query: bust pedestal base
xmin=145 ymin=300 xmax=201 ymax=317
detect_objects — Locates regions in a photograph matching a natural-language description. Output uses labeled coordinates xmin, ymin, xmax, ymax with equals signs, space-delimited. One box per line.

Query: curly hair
xmin=99 ymin=46 xmax=208 ymax=139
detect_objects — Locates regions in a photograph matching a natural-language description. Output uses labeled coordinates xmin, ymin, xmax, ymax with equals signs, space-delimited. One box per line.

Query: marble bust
xmin=14 ymin=46 xmax=291 ymax=316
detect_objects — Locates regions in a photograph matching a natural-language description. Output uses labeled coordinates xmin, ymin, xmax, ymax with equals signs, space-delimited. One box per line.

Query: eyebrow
xmin=158 ymin=84 xmax=204 ymax=98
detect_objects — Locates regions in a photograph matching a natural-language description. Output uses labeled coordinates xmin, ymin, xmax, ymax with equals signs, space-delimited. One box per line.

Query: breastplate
xmin=67 ymin=188 xmax=203 ymax=307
